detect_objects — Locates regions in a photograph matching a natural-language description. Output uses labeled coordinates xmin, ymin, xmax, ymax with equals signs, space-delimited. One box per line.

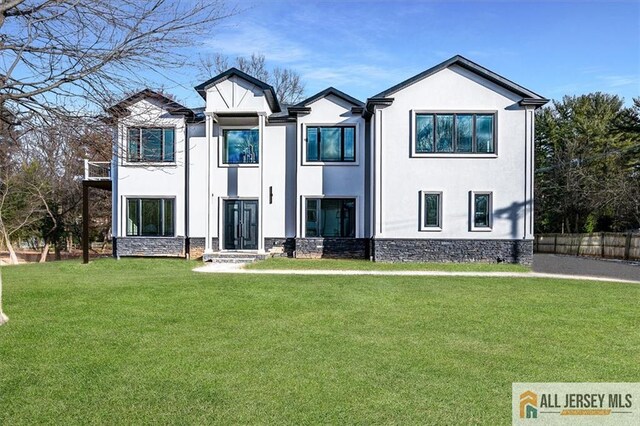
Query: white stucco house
xmin=100 ymin=55 xmax=547 ymax=264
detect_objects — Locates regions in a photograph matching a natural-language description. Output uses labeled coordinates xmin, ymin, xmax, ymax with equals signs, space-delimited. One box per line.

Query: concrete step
xmin=203 ymin=251 xmax=268 ymax=263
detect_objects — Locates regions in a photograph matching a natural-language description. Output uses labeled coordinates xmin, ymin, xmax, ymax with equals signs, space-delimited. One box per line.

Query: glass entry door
xmin=224 ymin=200 xmax=258 ymax=250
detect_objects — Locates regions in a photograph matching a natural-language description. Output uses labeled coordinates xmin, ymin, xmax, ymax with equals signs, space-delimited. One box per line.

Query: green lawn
xmin=0 ymin=259 xmax=638 ymax=424
xmin=247 ymin=257 xmax=531 ymax=272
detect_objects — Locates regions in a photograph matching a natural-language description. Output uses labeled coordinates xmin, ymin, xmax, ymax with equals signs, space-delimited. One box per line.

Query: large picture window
xmin=223 ymin=128 xmax=259 ymax=164
xmin=306 ymin=126 xmax=355 ymax=162
xmin=415 ymin=113 xmax=495 ymax=154
xmin=126 ymin=198 xmax=175 ymax=236
xmin=127 ymin=128 xmax=175 ymax=162
xmin=470 ymin=192 xmax=492 ymax=230
xmin=305 ymin=198 xmax=355 ymax=237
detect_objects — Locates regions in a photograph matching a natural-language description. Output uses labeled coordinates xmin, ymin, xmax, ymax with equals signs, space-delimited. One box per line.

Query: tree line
xmin=535 ymin=94 xmax=640 ymax=234
xmin=0 ymin=1 xmax=306 ymax=264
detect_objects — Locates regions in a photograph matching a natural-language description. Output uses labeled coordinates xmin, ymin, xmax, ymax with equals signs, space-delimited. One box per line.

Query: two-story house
xmin=101 ymin=55 xmax=547 ymax=264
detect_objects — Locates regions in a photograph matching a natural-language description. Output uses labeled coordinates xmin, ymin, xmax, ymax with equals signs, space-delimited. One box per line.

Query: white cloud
xmin=203 ymin=22 xmax=308 ymax=63
xmin=598 ymin=75 xmax=638 ymax=88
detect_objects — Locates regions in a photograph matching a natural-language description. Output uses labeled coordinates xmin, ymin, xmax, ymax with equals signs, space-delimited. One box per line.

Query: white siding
xmin=296 ymin=95 xmax=366 ymax=237
xmin=374 ymin=65 xmax=534 ymax=240
xmin=205 ymin=76 xmax=272 ymax=114
xmin=114 ymin=99 xmax=186 ymax=238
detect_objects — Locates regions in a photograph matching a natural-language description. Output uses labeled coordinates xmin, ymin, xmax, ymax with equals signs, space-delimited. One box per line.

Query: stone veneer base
xmin=295 ymin=238 xmax=370 ymax=259
xmin=264 ymin=238 xmax=296 ymax=257
xmin=114 ymin=237 xmax=185 ymax=257
xmin=114 ymin=236 xmax=533 ymax=265
xmin=187 ymin=237 xmax=219 ymax=259
xmin=372 ymin=238 xmax=533 ymax=265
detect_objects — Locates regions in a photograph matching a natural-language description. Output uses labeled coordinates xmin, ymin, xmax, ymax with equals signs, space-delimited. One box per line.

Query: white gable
xmin=120 ymin=98 xmax=184 ymax=127
xmin=205 ymin=75 xmax=271 ymax=113
xmin=390 ymin=64 xmax=522 ymax=110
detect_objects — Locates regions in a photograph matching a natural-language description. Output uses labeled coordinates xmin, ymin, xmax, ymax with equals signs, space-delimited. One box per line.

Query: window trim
xmin=302 ymin=123 xmax=359 ymax=166
xmin=302 ymin=196 xmax=358 ymax=238
xmin=470 ymin=191 xmax=493 ymax=231
xmin=125 ymin=127 xmax=176 ymax=164
xmin=219 ymin=126 xmax=260 ymax=168
xmin=419 ymin=191 xmax=443 ymax=232
xmin=411 ymin=110 xmax=498 ymax=158
xmin=125 ymin=196 xmax=176 ymax=237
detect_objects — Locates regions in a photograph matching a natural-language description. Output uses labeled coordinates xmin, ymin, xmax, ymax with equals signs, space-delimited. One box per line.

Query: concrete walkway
xmin=193 ymin=263 xmax=640 ymax=284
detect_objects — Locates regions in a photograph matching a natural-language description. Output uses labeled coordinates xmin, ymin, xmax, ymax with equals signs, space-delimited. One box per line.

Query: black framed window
xmin=223 ymin=129 xmax=259 ymax=164
xmin=416 ymin=113 xmax=495 ymax=154
xmin=127 ymin=128 xmax=175 ymax=162
xmin=305 ymin=198 xmax=355 ymax=237
xmin=306 ymin=126 xmax=355 ymax=162
xmin=472 ymin=193 xmax=492 ymax=228
xmin=422 ymin=192 xmax=441 ymax=229
xmin=126 ymin=198 xmax=175 ymax=236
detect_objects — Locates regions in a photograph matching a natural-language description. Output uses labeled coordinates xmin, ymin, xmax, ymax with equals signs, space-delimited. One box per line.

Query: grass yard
xmin=0 ymin=259 xmax=638 ymax=424
xmin=247 ymin=257 xmax=531 ymax=272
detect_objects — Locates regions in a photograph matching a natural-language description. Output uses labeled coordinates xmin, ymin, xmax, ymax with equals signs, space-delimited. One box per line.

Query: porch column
xmin=258 ymin=113 xmax=266 ymax=252
xmin=204 ymin=113 xmax=214 ymax=254
xmin=82 ymin=182 xmax=90 ymax=264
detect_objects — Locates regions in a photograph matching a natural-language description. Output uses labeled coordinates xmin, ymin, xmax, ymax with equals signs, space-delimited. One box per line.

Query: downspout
xmin=184 ymin=120 xmax=190 ymax=259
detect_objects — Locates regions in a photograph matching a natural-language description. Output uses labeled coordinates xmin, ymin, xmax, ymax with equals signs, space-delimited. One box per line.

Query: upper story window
xmin=306 ymin=126 xmax=355 ymax=162
xmin=414 ymin=113 xmax=495 ymax=154
xmin=126 ymin=198 xmax=174 ymax=237
xmin=127 ymin=128 xmax=175 ymax=162
xmin=223 ymin=128 xmax=259 ymax=164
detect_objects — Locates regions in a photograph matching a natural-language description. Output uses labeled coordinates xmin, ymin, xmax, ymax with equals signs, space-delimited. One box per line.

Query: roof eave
xmin=194 ymin=68 xmax=281 ymax=113
xmin=519 ymin=98 xmax=550 ymax=108
xmin=372 ymin=55 xmax=546 ymax=101
xmin=295 ymin=87 xmax=364 ymax=108
xmin=365 ymin=97 xmax=395 ymax=113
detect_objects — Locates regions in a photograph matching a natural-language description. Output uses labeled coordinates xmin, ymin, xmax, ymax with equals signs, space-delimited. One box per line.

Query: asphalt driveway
xmin=533 ymin=254 xmax=640 ymax=282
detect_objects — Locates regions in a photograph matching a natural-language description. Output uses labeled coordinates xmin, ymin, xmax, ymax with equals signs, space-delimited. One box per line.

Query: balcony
xmin=84 ymin=160 xmax=111 ymax=181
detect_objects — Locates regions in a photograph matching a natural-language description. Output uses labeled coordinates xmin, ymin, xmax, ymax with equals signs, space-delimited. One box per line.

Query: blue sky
xmin=159 ymin=0 xmax=640 ymax=107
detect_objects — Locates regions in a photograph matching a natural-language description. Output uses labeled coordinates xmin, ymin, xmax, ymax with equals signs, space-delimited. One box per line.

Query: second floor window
xmin=127 ymin=128 xmax=175 ymax=162
xmin=306 ymin=126 xmax=355 ymax=162
xmin=223 ymin=129 xmax=259 ymax=164
xmin=415 ymin=113 xmax=495 ymax=154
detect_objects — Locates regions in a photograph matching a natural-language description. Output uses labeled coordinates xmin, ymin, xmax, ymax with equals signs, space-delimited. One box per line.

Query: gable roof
xmin=295 ymin=87 xmax=364 ymax=108
xmin=371 ymin=55 xmax=548 ymax=103
xmin=106 ymin=89 xmax=193 ymax=117
xmin=194 ymin=67 xmax=281 ymax=113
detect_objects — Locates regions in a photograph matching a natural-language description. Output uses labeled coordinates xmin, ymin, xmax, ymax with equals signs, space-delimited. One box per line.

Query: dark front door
xmin=224 ymin=200 xmax=258 ymax=250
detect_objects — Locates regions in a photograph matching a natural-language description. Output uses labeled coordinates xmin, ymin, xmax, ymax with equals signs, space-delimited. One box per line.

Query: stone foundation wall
xmin=187 ymin=237 xmax=219 ymax=259
xmin=116 ymin=237 xmax=185 ymax=257
xmin=295 ymin=238 xmax=369 ymax=259
xmin=264 ymin=238 xmax=295 ymax=257
xmin=372 ymin=239 xmax=533 ymax=265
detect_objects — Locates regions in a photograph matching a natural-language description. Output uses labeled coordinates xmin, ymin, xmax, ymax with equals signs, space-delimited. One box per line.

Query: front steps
xmin=203 ymin=251 xmax=269 ymax=264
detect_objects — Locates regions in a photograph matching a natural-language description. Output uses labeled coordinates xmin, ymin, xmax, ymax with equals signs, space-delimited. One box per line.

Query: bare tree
xmin=0 ymin=0 xmax=235 ymax=122
xmin=198 ymin=53 xmax=305 ymax=104
xmin=0 ymin=266 xmax=7 ymax=325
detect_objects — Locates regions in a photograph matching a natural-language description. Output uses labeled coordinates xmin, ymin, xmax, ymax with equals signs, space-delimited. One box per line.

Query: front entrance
xmin=224 ymin=200 xmax=258 ymax=250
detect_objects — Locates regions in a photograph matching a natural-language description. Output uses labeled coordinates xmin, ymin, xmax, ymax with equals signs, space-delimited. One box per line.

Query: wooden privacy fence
xmin=535 ymin=233 xmax=640 ymax=261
